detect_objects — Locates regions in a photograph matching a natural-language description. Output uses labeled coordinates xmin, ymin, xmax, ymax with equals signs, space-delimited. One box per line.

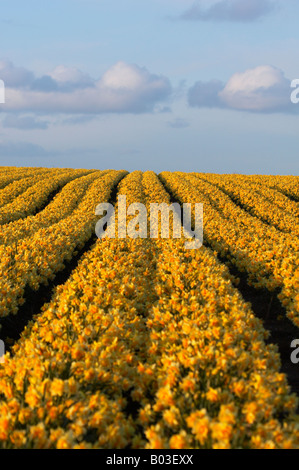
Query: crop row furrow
xmin=0 ymin=168 xmax=93 ymax=226
xmin=193 ymin=173 xmax=299 ymax=236
xmin=0 ymin=170 xmax=127 ymax=319
xmin=0 ymin=170 xmax=107 ymax=245
xmin=0 ymin=167 xmax=53 ymax=191
xmin=159 ymin=172 xmax=299 ymax=328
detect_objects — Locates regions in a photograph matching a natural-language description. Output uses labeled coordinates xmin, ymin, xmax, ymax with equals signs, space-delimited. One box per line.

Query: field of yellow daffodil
xmin=0 ymin=167 xmax=298 ymax=449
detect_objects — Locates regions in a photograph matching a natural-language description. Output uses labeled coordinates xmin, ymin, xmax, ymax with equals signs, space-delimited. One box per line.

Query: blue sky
xmin=0 ymin=0 xmax=298 ymax=174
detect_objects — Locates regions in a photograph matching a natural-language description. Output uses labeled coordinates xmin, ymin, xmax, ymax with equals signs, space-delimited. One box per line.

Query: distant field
xmin=0 ymin=167 xmax=298 ymax=449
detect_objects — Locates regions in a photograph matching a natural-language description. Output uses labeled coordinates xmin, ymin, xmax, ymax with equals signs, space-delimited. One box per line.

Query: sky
xmin=0 ymin=0 xmax=298 ymax=174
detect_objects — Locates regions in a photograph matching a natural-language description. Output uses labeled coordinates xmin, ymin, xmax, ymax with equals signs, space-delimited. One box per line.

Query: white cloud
xmin=100 ymin=62 xmax=145 ymax=90
xmin=219 ymin=65 xmax=290 ymax=110
xmin=49 ymin=65 xmax=94 ymax=89
xmin=1 ymin=60 xmax=171 ymax=114
xmin=0 ymin=60 xmax=34 ymax=88
xmin=188 ymin=65 xmax=295 ymax=113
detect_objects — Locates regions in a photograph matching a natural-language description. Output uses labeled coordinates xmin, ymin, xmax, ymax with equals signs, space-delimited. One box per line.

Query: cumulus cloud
xmin=219 ymin=66 xmax=290 ymax=111
xmin=31 ymin=76 xmax=59 ymax=92
xmin=188 ymin=65 xmax=295 ymax=113
xmin=181 ymin=0 xmax=276 ymax=22
xmin=0 ymin=60 xmax=94 ymax=92
xmin=48 ymin=65 xmax=95 ymax=91
xmin=0 ymin=60 xmax=34 ymax=88
xmin=0 ymin=60 xmax=171 ymax=114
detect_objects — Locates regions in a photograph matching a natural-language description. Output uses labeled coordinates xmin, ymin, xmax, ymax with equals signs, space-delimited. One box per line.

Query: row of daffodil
xmin=0 ymin=170 xmax=127 ymax=318
xmin=225 ymin=174 xmax=298 ymax=218
xmin=192 ymin=173 xmax=299 ymax=237
xmin=246 ymin=174 xmax=299 ymax=202
xmin=0 ymin=168 xmax=61 ymax=209
xmin=0 ymin=170 xmax=298 ymax=448
xmin=159 ymin=172 xmax=299 ymax=328
xmin=131 ymin=172 xmax=299 ymax=448
xmin=139 ymin=172 xmax=299 ymax=449
xmin=0 ymin=166 xmax=62 ymax=198
xmin=0 ymin=170 xmax=159 ymax=448
xmin=0 ymin=168 xmax=94 ymax=226
xmin=187 ymin=173 xmax=299 ymax=329
xmin=123 ymin=171 xmax=298 ymax=331
xmin=0 ymin=167 xmax=52 ymax=191
xmin=0 ymin=170 xmax=108 ymax=246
